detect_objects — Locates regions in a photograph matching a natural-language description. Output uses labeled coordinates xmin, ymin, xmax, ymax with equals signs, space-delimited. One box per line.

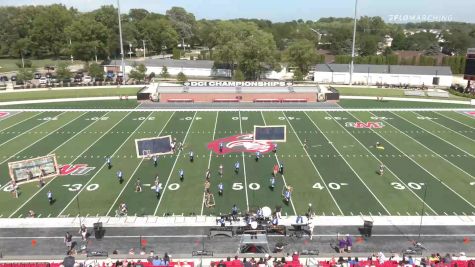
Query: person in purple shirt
xmin=346 ymin=234 xmax=353 ymax=252
xmin=338 ymin=238 xmax=346 ymax=253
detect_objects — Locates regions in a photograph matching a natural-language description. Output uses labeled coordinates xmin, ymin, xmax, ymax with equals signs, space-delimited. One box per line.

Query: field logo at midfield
xmin=0 ymin=112 xmax=9 ymax=118
xmin=59 ymin=164 xmax=96 ymax=176
xmin=208 ymin=134 xmax=274 ymax=155
xmin=345 ymin=121 xmax=385 ymax=129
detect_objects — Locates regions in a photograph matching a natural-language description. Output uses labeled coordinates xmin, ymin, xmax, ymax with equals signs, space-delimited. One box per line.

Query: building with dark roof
xmin=314 ymin=64 xmax=452 ymax=87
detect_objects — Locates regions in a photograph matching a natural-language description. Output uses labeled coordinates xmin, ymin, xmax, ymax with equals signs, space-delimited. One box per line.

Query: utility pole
xmin=117 ymin=0 xmax=126 ymax=85
xmin=349 ymin=0 xmax=358 ymax=86
xmin=142 ymin=40 xmax=146 ymax=60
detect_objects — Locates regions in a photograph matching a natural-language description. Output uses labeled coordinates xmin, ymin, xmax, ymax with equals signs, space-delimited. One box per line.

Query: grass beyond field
xmin=0 ymin=59 xmax=85 ymax=73
xmin=0 ymin=88 xmax=140 ymax=102
xmin=0 ymin=110 xmax=474 ymax=218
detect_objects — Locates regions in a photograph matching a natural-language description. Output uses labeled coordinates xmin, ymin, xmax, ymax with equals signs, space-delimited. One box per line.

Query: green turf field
xmin=0 ymin=109 xmax=474 ymax=218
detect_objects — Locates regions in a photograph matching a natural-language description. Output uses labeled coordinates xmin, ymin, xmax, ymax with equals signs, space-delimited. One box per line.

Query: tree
xmin=159 ymin=66 xmax=170 ymax=79
xmin=17 ymin=68 xmax=34 ymax=82
xmin=129 ymin=64 xmax=147 ymax=82
xmin=284 ymin=39 xmax=318 ymax=74
xmin=88 ymin=63 xmax=105 ymax=80
xmin=232 ymin=69 xmax=245 ymax=81
xmin=443 ymin=29 xmax=474 ymax=55
xmin=56 ymin=62 xmax=73 ymax=81
xmin=29 ymin=4 xmax=74 ymax=57
xmin=293 ymin=69 xmax=304 ymax=81
xmin=139 ymin=18 xmax=178 ymax=54
xmin=65 ymin=15 xmax=109 ymax=61
xmin=166 ymin=7 xmax=196 ymax=46
xmin=358 ymin=34 xmax=380 ymax=56
xmin=177 ymin=72 xmax=188 ymax=83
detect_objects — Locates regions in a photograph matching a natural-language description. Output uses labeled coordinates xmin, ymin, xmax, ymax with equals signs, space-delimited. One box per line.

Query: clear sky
xmin=0 ymin=0 xmax=473 ymax=23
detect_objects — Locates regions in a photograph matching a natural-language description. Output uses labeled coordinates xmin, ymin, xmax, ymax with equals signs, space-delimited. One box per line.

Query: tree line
xmin=1 ymin=5 xmax=474 ymax=80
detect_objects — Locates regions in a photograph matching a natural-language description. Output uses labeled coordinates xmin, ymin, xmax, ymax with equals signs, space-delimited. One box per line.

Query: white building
xmin=105 ymin=59 xmax=231 ymax=78
xmin=314 ymin=64 xmax=452 ymax=87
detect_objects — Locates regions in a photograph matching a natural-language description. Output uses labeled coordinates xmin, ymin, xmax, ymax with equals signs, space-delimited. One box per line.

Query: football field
xmin=0 ymin=109 xmax=474 ymax=218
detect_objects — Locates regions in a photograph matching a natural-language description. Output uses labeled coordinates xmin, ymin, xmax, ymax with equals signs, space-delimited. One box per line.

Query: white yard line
xmin=0 ymin=111 xmax=44 ymax=132
xmin=304 ymin=111 xmax=391 ymax=215
xmin=412 ymin=111 xmax=475 ymax=142
xmin=0 ymin=111 xmax=64 ymax=148
xmin=8 ymin=112 xmax=112 ymax=218
xmin=330 ymin=111 xmax=438 ymax=215
xmin=433 ymin=111 xmax=475 ymax=130
xmin=388 ymin=112 xmax=475 ymax=180
xmin=282 ymin=111 xmax=344 ymax=215
xmin=391 ymin=112 xmax=475 ymax=158
xmin=106 ymin=112 xmax=175 ymax=216
xmin=153 ymin=112 xmax=197 ymax=216
xmin=200 ymin=111 xmax=219 ymax=216
xmin=260 ymin=111 xmax=297 ymax=216
xmin=57 ymin=111 xmax=140 ymax=216
xmin=238 ymin=111 xmax=250 ymax=212
xmin=357 ymin=112 xmax=475 ymax=209
xmin=0 ymin=112 xmax=87 ymax=166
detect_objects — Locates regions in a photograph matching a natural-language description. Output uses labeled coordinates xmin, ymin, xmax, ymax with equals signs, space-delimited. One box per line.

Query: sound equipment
xmin=192 ymin=250 xmax=214 ymax=257
xmin=432 ymin=77 xmax=440 ymax=85
xmin=87 ymin=251 xmax=108 ymax=257
xmin=361 ymin=220 xmax=373 ymax=237
xmin=464 ymin=48 xmax=475 ymax=80
xmin=93 ymin=222 xmax=104 ymax=239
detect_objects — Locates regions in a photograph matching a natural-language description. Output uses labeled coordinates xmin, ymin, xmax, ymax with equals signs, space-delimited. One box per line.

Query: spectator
xmin=285 ymin=253 xmax=292 ymax=262
xmin=163 ymin=253 xmax=170 ymax=265
xmin=243 ymin=258 xmax=252 ymax=267
xmin=292 ymin=251 xmax=299 ymax=262
xmin=338 ymin=238 xmax=346 ymax=253
xmin=257 ymin=258 xmax=265 ymax=267
xmin=152 ymin=256 xmax=162 ymax=266
xmin=459 ymin=252 xmax=467 ymax=261
xmin=217 ymin=260 xmax=226 ymax=267
xmin=232 ymin=255 xmax=242 ymax=266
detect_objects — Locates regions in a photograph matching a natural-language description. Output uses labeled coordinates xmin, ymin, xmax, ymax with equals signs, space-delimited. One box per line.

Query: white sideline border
xmin=0 ymin=216 xmax=474 ymax=228
xmin=0 ymin=108 xmax=474 ymax=112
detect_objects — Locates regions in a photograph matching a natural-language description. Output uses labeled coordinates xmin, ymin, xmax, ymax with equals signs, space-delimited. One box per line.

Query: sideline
xmin=0 ymin=215 xmax=473 ymax=228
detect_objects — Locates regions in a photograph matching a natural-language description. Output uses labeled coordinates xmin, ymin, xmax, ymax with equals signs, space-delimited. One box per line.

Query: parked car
xmin=39 ymin=77 xmax=48 ymax=85
xmin=45 ymin=73 xmax=53 ymax=79
xmin=82 ymin=76 xmax=92 ymax=83
xmin=34 ymin=73 xmax=41 ymax=79
xmin=0 ymin=76 xmax=8 ymax=82
xmin=10 ymin=76 xmax=17 ymax=81
xmin=74 ymin=75 xmax=82 ymax=83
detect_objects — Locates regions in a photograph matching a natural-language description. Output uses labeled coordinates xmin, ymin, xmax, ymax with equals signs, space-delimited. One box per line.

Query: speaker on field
xmin=93 ymin=222 xmax=105 ymax=239
xmin=432 ymin=77 xmax=440 ymax=85
xmin=363 ymin=220 xmax=373 ymax=237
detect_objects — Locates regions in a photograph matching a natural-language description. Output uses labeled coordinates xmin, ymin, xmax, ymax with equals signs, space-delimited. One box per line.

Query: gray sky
xmin=0 ymin=0 xmax=473 ymax=23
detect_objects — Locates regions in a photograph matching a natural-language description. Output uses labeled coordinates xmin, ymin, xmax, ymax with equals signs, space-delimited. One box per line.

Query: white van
xmin=82 ymin=76 xmax=92 ymax=84
xmin=39 ymin=77 xmax=48 ymax=85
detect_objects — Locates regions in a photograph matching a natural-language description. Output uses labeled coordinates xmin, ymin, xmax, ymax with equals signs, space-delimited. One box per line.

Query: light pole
xmin=117 ymin=0 xmax=126 ymax=85
xmin=349 ymin=0 xmax=358 ymax=86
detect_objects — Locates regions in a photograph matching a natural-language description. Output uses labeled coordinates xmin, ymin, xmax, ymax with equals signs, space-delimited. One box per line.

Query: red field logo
xmin=345 ymin=121 xmax=385 ymax=129
xmin=465 ymin=111 xmax=475 ymax=117
xmin=0 ymin=112 xmax=9 ymax=118
xmin=208 ymin=134 xmax=274 ymax=155
xmin=59 ymin=164 xmax=96 ymax=176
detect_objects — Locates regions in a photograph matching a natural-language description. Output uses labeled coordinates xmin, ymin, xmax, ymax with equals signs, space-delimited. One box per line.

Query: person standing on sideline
xmin=308 ymin=219 xmax=315 ymax=240
xmin=64 ymin=231 xmax=73 ymax=251
xmin=231 ymin=204 xmax=238 ymax=220
xmin=179 ymin=169 xmax=184 ymax=181
xmin=255 ymin=151 xmax=260 ymax=161
xmin=273 ymin=144 xmax=278 ymax=153
xmin=346 ymin=234 xmax=353 ymax=252
xmin=79 ymin=224 xmax=88 ymax=241
xmin=152 ymin=155 xmax=158 ymax=167
xmin=47 ymin=190 xmax=53 ymax=205
xmin=273 ymin=164 xmax=279 ymax=176
xmin=106 ymin=156 xmax=112 ymax=169
xmin=279 ymin=163 xmax=284 ymax=174
xmin=189 ymin=150 xmax=194 ymax=162
xmin=205 ymin=169 xmax=211 ymax=180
